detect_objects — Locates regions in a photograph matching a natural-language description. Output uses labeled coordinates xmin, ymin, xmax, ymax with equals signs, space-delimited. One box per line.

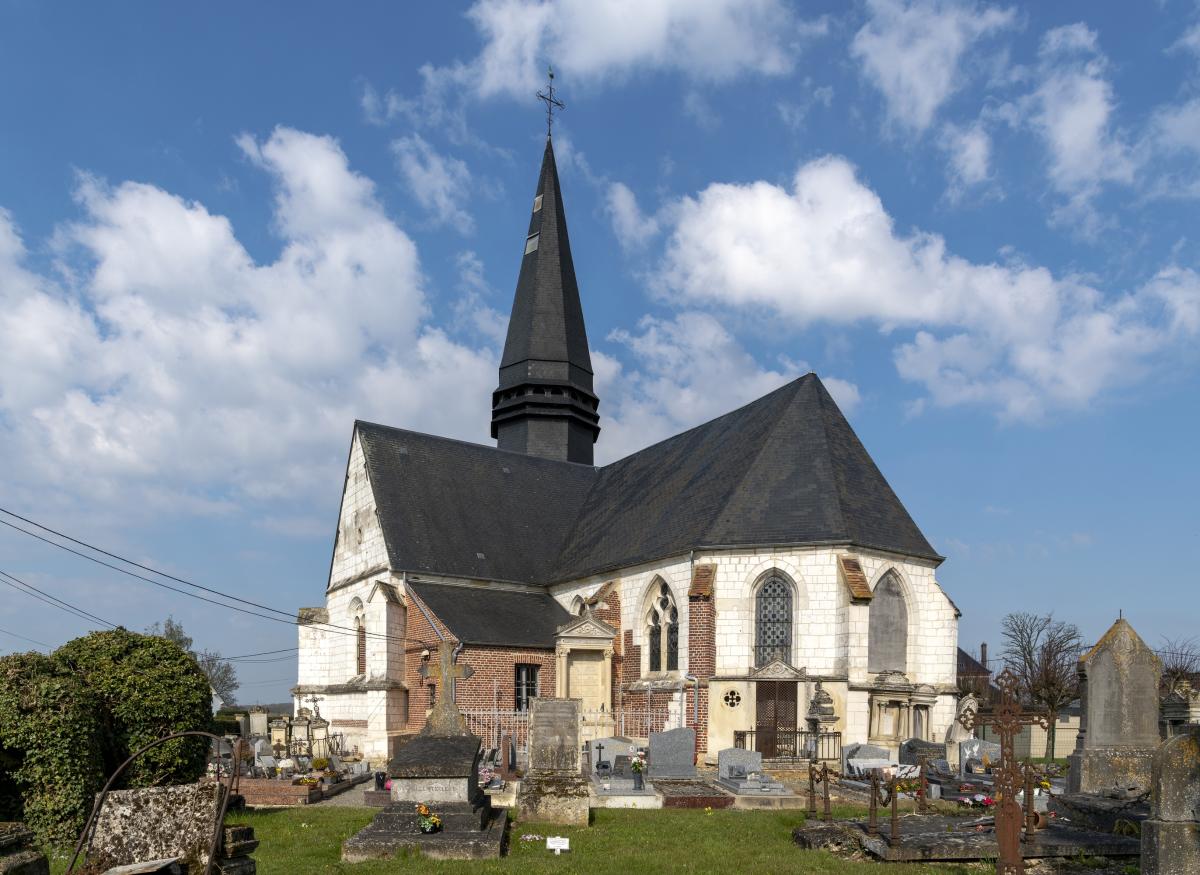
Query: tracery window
xmin=755 ymin=574 xmax=793 ymax=667
xmin=646 ymin=580 xmax=679 ymax=672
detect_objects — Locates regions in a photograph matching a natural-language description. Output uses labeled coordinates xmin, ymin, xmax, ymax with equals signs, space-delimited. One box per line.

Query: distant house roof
xmin=957 ymin=647 xmax=991 ymax=678
xmin=408 ymin=581 xmax=572 ymax=649
xmin=355 ymin=373 xmax=940 ymax=588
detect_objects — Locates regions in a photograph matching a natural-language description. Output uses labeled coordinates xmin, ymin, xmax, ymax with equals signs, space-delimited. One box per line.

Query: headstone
xmin=900 ymin=738 xmax=947 ymax=766
xmin=714 ymin=747 xmax=789 ymax=795
xmin=498 ymin=734 xmax=517 ymax=781
xmin=248 ymin=706 xmax=270 ymax=737
xmin=958 ymin=738 xmax=1000 ymax=773
xmin=611 ymin=755 xmax=634 ymax=779
xmin=232 ymin=712 xmax=249 ymax=737
xmin=1141 ymin=725 xmax=1200 ymax=875
xmin=0 ymin=823 xmax=49 ymax=875
xmin=586 ymin=737 xmax=637 ymax=775
xmin=842 ymin=742 xmax=892 ymax=776
xmin=387 ymin=734 xmax=482 ymax=805
xmin=518 ymin=698 xmax=589 ymax=824
xmin=87 ymin=783 xmax=256 ymax=874
xmin=846 ymin=758 xmax=896 ymax=778
xmin=1068 ymin=618 xmax=1163 ymax=794
xmin=647 ymin=727 xmax=696 ymax=779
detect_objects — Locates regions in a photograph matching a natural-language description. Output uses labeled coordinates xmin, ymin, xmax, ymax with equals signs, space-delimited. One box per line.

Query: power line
xmin=0 ymin=626 xmax=51 ymax=648
xmin=0 ymin=569 xmax=117 ymax=629
xmin=0 ymin=509 xmax=398 ymax=645
xmin=223 ymin=647 xmax=299 ymax=659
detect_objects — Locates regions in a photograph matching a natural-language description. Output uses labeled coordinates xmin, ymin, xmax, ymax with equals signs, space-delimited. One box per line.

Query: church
xmin=294 ymin=131 xmax=960 ymax=765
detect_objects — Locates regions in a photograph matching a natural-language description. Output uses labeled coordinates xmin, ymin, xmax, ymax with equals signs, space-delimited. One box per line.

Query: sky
xmin=1 ymin=1 xmax=1198 ymax=704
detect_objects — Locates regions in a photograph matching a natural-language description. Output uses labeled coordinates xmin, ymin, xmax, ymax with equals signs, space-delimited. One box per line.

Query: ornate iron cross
xmin=304 ymin=694 xmax=324 ymax=718
xmin=957 ymin=667 xmax=1049 ymax=875
xmin=537 ymin=66 xmax=565 ymax=137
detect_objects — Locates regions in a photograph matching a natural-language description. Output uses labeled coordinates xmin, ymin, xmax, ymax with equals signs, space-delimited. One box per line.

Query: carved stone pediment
xmin=872 ymin=669 xmax=913 ymax=692
xmin=749 ymin=659 xmax=807 ymax=681
xmin=555 ymin=611 xmax=617 ymax=642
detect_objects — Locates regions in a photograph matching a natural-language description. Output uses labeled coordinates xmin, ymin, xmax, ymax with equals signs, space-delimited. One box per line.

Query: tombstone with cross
xmin=419 ymin=640 xmax=476 ymax=736
xmin=957 ymin=667 xmax=1049 ymax=875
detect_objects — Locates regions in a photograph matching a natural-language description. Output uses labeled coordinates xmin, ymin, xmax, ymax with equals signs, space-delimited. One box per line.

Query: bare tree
xmin=1000 ymin=612 xmax=1082 ymax=760
xmin=147 ymin=616 xmax=239 ymax=707
xmin=1157 ymin=636 xmax=1200 ymax=696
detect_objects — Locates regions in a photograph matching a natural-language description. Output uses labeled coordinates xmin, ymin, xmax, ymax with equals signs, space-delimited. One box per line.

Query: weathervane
xmin=537 ymin=65 xmax=564 ymax=137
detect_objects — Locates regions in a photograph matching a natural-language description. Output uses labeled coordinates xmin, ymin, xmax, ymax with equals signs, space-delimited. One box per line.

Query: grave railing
xmin=733 ymin=729 xmax=842 ymax=763
xmin=462 ymin=708 xmax=530 ymax=758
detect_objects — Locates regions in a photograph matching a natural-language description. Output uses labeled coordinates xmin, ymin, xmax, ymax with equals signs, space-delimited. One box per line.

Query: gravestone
xmin=716 ymin=747 xmax=787 ymax=795
xmin=344 ymin=644 xmax=507 ymax=861
xmin=843 ymin=742 xmax=891 ymax=773
xmin=611 ymin=755 xmax=634 ymax=779
xmin=900 ymin=738 xmax=947 ymax=766
xmin=1141 ymin=725 xmax=1200 ymax=875
xmin=248 ymin=707 xmax=270 ymax=738
xmin=959 ymin=738 xmax=1000 ymax=774
xmin=0 ymin=823 xmax=49 ymax=875
xmin=586 ymin=737 xmax=637 ymax=775
xmin=1068 ymin=618 xmax=1163 ymax=794
xmin=88 ymin=783 xmax=257 ymax=874
xmin=648 ymin=727 xmax=696 ymax=779
xmin=517 ymin=698 xmax=589 ymax=825
xmin=498 ymin=734 xmax=518 ymax=781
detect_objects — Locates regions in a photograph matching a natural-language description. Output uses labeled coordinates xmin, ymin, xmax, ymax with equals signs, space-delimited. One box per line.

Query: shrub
xmin=0 ymin=651 xmax=105 ymax=844
xmin=55 ymin=629 xmax=213 ymax=788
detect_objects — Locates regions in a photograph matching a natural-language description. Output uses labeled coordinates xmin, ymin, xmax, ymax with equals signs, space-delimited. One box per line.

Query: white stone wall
xmin=330 ymin=432 xmax=390 ymax=590
xmin=552 ymin=544 xmax=959 ymax=747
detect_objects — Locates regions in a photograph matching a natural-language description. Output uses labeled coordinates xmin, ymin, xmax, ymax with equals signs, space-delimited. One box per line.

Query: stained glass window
xmin=755 ymin=574 xmax=792 ymax=667
xmin=645 ymin=580 xmax=679 ymax=673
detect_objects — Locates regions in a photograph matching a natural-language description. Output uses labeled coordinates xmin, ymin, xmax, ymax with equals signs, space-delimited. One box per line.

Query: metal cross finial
xmin=537 ymin=65 xmax=565 ymax=137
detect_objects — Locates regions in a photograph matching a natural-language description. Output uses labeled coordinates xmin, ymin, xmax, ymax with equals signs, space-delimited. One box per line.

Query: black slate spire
xmin=491 ymin=137 xmax=600 ymax=464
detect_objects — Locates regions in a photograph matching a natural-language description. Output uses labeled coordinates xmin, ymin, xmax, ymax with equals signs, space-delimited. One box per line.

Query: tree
xmin=1157 ymin=636 xmax=1200 ymax=696
xmin=147 ymin=616 xmax=239 ymax=706
xmin=1000 ymin=612 xmax=1082 ymax=761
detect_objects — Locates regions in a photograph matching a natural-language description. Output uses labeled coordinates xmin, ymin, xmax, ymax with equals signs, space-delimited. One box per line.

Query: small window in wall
xmin=428 ymin=682 xmax=437 ymax=708
xmin=356 ymin=622 xmax=367 ymax=676
xmin=525 ymin=233 xmax=540 ymax=254
xmin=532 ymin=194 xmax=543 ymax=212
xmin=515 ymin=664 xmax=539 ymax=711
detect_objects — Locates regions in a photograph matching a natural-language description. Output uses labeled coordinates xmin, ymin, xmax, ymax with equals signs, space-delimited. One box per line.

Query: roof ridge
xmin=809 ymin=377 xmax=852 ymax=542
xmin=355 ymin=420 xmax=599 ymax=470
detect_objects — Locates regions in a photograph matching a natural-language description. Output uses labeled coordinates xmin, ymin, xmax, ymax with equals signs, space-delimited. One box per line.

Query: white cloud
xmin=0 ymin=127 xmax=497 ymax=515
xmin=594 ymin=312 xmax=801 ymax=461
xmin=391 ymin=134 xmax=475 ymax=233
xmin=361 ymin=82 xmax=416 ymax=127
xmin=777 ymin=80 xmax=834 ymax=131
xmin=604 ymin=182 xmax=660 ymax=251
xmin=940 ymin=120 xmax=993 ymax=198
xmin=851 ymin=0 xmax=1017 ymax=133
xmin=1026 ymin=24 xmax=1135 ymax=229
xmin=650 ymin=154 xmax=1199 ymax=420
xmin=682 ymin=90 xmax=720 ymax=130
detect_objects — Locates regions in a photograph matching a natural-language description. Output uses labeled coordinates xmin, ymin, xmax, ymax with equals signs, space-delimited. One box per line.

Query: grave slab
xmin=647 ymin=728 xmax=696 ymax=779
xmin=341 ymin=802 xmax=507 ymax=862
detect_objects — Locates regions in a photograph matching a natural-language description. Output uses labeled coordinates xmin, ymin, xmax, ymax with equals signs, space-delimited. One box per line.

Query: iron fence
xmin=733 ymin=729 xmax=842 ymax=763
xmin=462 ymin=708 xmax=530 ymax=758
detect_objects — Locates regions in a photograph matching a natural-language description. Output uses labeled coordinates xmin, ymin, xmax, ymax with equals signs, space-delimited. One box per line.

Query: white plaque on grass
xmin=546 ymin=836 xmax=570 ymax=855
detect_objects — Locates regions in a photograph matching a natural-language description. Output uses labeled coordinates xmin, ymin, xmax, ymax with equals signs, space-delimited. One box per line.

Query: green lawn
xmin=199 ymin=804 xmax=990 ymax=875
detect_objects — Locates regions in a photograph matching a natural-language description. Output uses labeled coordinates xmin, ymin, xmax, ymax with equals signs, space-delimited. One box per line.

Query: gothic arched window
xmin=755 ymin=573 xmax=793 ymax=667
xmin=868 ymin=570 xmax=909 ymax=674
xmin=646 ymin=580 xmax=679 ymax=672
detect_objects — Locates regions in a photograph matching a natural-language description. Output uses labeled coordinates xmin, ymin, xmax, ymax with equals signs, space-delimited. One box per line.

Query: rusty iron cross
xmin=537 ymin=66 xmax=565 ymax=136
xmin=957 ymin=667 xmax=1049 ymax=875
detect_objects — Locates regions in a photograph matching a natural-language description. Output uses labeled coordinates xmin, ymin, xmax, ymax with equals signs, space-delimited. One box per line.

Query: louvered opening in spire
xmin=491 ymin=137 xmax=600 ymax=465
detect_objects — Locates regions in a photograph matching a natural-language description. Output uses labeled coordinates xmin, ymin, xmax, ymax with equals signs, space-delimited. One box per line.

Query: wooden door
xmin=755 ymin=681 xmax=798 ymax=758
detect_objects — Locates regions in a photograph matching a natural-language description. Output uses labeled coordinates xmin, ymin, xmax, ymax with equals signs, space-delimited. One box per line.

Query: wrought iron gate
xmin=755 ymin=681 xmax=797 ymax=758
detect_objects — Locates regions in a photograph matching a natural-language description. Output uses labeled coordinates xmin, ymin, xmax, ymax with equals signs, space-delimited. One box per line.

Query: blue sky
xmin=1 ymin=1 xmax=1198 ymax=703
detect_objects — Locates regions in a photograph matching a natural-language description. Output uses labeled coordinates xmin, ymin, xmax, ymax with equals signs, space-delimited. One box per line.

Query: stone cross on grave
xmin=957 ymin=667 xmax=1049 ymax=875
xmin=419 ymin=641 xmax=476 ymax=736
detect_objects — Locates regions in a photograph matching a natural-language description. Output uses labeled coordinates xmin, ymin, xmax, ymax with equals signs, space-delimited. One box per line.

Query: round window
xmin=723 ymin=690 xmax=742 ymax=708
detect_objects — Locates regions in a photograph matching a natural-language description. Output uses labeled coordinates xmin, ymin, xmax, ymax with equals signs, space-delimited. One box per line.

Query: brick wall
xmin=593 ymin=585 xmax=622 ymax=709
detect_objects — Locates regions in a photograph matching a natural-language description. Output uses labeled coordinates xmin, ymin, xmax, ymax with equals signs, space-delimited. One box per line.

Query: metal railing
xmin=733 ymin=729 xmax=842 ymax=763
xmin=462 ymin=708 xmax=530 ymax=757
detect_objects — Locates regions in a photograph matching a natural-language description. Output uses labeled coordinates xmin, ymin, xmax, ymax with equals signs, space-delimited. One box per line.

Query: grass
xmin=204 ymin=804 xmax=990 ymax=875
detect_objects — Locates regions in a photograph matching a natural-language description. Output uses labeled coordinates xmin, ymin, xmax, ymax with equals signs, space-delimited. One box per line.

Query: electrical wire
xmin=0 ymin=625 xmax=51 ymax=648
xmin=0 ymin=569 xmax=117 ymax=629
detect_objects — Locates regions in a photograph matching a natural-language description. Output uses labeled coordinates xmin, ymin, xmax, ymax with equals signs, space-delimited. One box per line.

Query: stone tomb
xmin=959 ymin=738 xmax=1000 ymax=775
xmin=647 ymin=727 xmax=696 ymax=780
xmin=843 ymin=743 xmax=892 ymax=774
xmin=0 ymin=823 xmax=49 ymax=875
xmin=1141 ymin=725 xmax=1200 ymax=875
xmin=586 ymin=736 xmax=638 ymax=776
xmin=387 ymin=735 xmax=483 ymax=805
xmin=517 ymin=698 xmax=590 ymax=825
xmin=87 ymin=783 xmax=257 ymax=875
xmin=899 ymin=738 xmax=946 ymax=766
xmin=586 ymin=737 xmax=651 ymax=796
xmin=1068 ymin=618 xmax=1163 ymax=794
xmin=715 ymin=748 xmax=787 ymax=796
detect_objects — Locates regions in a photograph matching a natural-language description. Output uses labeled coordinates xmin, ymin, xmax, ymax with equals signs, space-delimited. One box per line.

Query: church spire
xmin=490 ymin=131 xmax=600 ymax=465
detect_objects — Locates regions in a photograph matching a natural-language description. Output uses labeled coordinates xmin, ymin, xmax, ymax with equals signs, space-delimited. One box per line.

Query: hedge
xmin=0 ymin=629 xmax=213 ymax=846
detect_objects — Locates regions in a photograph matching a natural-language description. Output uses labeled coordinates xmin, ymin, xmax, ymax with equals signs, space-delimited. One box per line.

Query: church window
xmin=356 ymin=622 xmax=367 ymax=676
xmin=428 ymin=682 xmax=436 ymax=708
xmin=525 ymin=233 xmax=540 ymax=254
xmin=645 ymin=580 xmax=679 ymax=673
xmin=723 ymin=690 xmax=742 ymax=708
xmin=515 ymin=664 xmax=539 ymax=711
xmin=755 ymin=574 xmax=793 ymax=667
xmin=868 ymin=570 xmax=909 ymax=674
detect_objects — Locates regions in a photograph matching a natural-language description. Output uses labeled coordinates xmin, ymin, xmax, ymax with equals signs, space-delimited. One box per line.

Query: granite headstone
xmin=1140 ymin=725 xmax=1200 ymax=875
xmin=648 ymin=727 xmax=696 ymax=779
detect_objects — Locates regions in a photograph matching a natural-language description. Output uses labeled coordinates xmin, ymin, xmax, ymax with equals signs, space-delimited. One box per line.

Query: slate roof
xmin=957 ymin=647 xmax=991 ymax=679
xmin=408 ymin=581 xmax=571 ymax=648
xmin=498 ymin=137 xmax=593 ymax=386
xmin=354 ymin=372 xmax=939 ymax=590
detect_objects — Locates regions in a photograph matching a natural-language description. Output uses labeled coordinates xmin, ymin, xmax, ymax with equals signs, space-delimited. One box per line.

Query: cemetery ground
xmin=40 ymin=804 xmax=1135 ymax=875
